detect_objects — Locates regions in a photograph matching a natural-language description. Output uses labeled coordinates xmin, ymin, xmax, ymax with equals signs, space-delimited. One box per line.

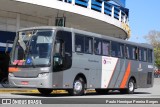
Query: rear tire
xmin=120 ymin=78 xmax=135 ymax=94
xmin=38 ymin=88 xmax=53 ymax=95
xmin=68 ymin=78 xmax=85 ymax=96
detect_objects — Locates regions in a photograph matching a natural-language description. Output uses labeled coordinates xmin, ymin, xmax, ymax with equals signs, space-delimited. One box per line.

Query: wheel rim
xmin=74 ymin=81 xmax=82 ymax=93
xmin=129 ymin=81 xmax=134 ymax=92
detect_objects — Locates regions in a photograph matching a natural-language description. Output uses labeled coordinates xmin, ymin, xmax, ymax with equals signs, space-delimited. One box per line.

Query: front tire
xmin=38 ymin=88 xmax=53 ymax=95
xmin=68 ymin=78 xmax=85 ymax=96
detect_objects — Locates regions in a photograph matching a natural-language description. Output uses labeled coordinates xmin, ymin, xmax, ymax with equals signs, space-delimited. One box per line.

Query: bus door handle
xmin=84 ymin=68 xmax=90 ymax=71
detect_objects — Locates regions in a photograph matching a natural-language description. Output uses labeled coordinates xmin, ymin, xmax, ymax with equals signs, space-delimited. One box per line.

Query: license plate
xmin=21 ymin=81 xmax=29 ymax=85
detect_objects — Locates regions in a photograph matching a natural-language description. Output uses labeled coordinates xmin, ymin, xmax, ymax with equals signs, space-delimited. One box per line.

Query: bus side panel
xmin=107 ymin=58 xmax=125 ymax=88
xmin=129 ymin=60 xmax=139 ymax=88
xmin=112 ymin=59 xmax=130 ymax=89
xmin=112 ymin=60 xmax=154 ymax=89
xmin=115 ymin=60 xmax=140 ymax=89
xmin=136 ymin=62 xmax=154 ymax=88
xmin=101 ymin=56 xmax=119 ymax=88
xmin=52 ymin=71 xmax=64 ymax=88
xmin=61 ymin=53 xmax=102 ymax=89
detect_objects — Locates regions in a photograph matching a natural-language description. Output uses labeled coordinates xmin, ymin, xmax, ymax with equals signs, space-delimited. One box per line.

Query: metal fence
xmin=58 ymin=0 xmax=129 ymax=25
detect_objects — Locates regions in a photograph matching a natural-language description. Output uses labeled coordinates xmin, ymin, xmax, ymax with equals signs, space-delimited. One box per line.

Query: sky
xmin=126 ymin=0 xmax=160 ymax=43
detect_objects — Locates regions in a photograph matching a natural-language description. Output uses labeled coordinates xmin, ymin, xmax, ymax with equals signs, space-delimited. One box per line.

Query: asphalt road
xmin=0 ymin=78 xmax=160 ymax=106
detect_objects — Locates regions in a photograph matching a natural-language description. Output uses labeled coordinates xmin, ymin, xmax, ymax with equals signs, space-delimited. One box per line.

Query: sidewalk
xmin=0 ymin=84 xmax=68 ymax=94
xmin=0 ymin=85 xmax=94 ymax=94
xmin=0 ymin=84 xmax=38 ymax=93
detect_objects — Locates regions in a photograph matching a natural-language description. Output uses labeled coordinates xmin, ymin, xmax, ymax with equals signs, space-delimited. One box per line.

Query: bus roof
xmin=18 ymin=26 xmax=153 ymax=49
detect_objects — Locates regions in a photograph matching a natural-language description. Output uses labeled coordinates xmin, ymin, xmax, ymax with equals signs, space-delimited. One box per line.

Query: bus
xmin=9 ymin=26 xmax=154 ymax=96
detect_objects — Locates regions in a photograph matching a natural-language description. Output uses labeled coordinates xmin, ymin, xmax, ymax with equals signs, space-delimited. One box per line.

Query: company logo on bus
xmin=103 ymin=59 xmax=107 ymax=64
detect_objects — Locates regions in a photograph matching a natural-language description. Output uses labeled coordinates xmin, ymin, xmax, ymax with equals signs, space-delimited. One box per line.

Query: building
xmin=0 ymin=0 xmax=130 ymax=51
xmin=0 ymin=0 xmax=130 ymax=81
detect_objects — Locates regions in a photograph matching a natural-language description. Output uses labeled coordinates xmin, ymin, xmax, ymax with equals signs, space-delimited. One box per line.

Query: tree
xmin=144 ymin=30 xmax=160 ymax=67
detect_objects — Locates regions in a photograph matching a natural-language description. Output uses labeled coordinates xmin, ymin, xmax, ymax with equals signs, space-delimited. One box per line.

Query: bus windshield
xmin=11 ymin=30 xmax=54 ymax=67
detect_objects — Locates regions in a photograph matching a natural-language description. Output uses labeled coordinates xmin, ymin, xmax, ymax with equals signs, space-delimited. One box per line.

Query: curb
xmin=0 ymin=89 xmax=68 ymax=94
xmin=0 ymin=89 xmax=95 ymax=94
xmin=0 ymin=89 xmax=38 ymax=93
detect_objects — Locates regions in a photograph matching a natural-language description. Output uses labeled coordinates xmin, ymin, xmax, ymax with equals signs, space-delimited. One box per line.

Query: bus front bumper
xmin=8 ymin=73 xmax=52 ymax=88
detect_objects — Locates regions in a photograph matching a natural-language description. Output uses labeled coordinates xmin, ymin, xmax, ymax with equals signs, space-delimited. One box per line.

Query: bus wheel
xmin=128 ymin=79 xmax=135 ymax=94
xmin=69 ymin=78 xmax=85 ymax=96
xmin=38 ymin=88 xmax=53 ymax=95
xmin=120 ymin=79 xmax=135 ymax=94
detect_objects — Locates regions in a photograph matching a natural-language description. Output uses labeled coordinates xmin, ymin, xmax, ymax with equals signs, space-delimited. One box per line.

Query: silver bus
xmin=9 ymin=26 xmax=154 ymax=96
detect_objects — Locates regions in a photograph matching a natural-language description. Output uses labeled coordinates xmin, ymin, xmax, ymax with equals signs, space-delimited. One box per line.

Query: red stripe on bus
xmin=120 ymin=62 xmax=131 ymax=88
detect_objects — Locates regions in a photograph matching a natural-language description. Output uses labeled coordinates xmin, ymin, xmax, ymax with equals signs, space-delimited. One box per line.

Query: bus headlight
xmin=9 ymin=73 xmax=14 ymax=77
xmin=38 ymin=73 xmax=49 ymax=78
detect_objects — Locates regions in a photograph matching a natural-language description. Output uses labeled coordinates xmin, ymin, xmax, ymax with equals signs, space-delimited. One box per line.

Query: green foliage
xmin=154 ymin=48 xmax=160 ymax=67
xmin=145 ymin=30 xmax=160 ymax=67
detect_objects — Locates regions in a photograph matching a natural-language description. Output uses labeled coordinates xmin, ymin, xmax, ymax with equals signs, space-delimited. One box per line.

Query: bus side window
xmin=138 ymin=48 xmax=142 ymax=61
xmin=111 ymin=42 xmax=117 ymax=57
xmin=139 ymin=48 xmax=147 ymax=62
xmin=119 ymin=44 xmax=124 ymax=58
xmin=102 ymin=40 xmax=110 ymax=56
xmin=75 ymin=34 xmax=84 ymax=53
xmin=132 ymin=46 xmax=138 ymax=60
xmin=148 ymin=49 xmax=153 ymax=63
xmin=144 ymin=49 xmax=147 ymax=62
xmin=125 ymin=46 xmax=130 ymax=59
xmin=111 ymin=42 xmax=124 ymax=58
xmin=85 ymin=36 xmax=93 ymax=54
xmin=126 ymin=45 xmax=138 ymax=60
xmin=94 ymin=38 xmax=102 ymax=55
xmin=55 ymin=30 xmax=72 ymax=70
xmin=135 ymin=47 xmax=138 ymax=60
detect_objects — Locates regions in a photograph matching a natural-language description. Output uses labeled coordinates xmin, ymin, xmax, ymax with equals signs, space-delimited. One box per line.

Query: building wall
xmin=0 ymin=10 xmax=49 ymax=33
xmin=0 ymin=10 xmax=50 ymax=51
